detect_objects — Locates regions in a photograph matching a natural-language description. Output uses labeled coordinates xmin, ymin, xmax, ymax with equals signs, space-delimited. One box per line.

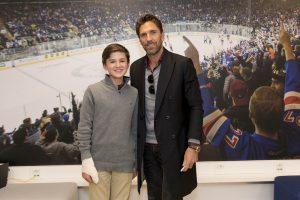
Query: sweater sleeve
xmin=77 ymin=87 xmax=95 ymax=160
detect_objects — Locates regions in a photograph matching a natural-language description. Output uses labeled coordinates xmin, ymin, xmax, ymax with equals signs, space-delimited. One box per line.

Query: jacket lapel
xmin=136 ymin=57 xmax=146 ymax=116
xmin=155 ymin=49 xmax=175 ymax=116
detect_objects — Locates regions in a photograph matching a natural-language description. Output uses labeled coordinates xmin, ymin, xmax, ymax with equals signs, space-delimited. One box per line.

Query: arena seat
xmin=274 ymin=176 xmax=300 ymax=200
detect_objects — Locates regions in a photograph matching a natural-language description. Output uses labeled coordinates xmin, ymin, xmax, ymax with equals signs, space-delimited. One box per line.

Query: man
xmin=270 ymin=64 xmax=286 ymax=98
xmin=224 ymin=79 xmax=254 ymax=132
xmin=130 ymin=14 xmax=203 ymax=200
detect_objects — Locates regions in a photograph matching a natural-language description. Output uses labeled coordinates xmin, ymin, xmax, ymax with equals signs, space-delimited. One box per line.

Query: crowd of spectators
xmin=0 ymin=92 xmax=81 ymax=165
xmin=0 ymin=0 xmax=299 ymax=51
xmin=179 ymin=6 xmax=299 ymax=160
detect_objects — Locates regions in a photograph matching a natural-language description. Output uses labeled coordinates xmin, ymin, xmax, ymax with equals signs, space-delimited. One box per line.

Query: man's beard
xmin=144 ymin=42 xmax=162 ymax=56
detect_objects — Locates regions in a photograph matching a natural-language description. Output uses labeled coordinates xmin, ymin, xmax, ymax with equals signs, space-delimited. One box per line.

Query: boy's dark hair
xmin=135 ymin=13 xmax=163 ymax=37
xmin=249 ymin=86 xmax=283 ymax=133
xmin=102 ymin=43 xmax=130 ymax=65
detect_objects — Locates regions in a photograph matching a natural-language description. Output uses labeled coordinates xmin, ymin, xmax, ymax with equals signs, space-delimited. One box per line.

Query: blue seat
xmin=274 ymin=176 xmax=300 ymax=200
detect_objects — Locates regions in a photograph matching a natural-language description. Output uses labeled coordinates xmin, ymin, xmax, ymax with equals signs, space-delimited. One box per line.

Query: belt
xmin=144 ymin=143 xmax=159 ymax=151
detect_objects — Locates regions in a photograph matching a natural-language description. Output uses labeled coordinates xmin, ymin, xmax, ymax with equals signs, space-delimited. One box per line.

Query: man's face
xmin=138 ymin=21 xmax=164 ymax=56
xmin=232 ymin=65 xmax=240 ymax=76
xmin=271 ymin=79 xmax=284 ymax=97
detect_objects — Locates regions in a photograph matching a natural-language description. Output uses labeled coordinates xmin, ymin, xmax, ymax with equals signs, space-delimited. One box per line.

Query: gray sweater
xmin=78 ymin=75 xmax=138 ymax=172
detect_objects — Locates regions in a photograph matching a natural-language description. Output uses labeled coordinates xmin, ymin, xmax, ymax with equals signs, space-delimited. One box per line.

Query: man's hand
xmin=279 ymin=23 xmax=291 ymax=47
xmin=82 ymin=157 xmax=99 ymax=184
xmin=181 ymin=147 xmax=199 ymax=172
xmin=279 ymin=22 xmax=295 ymax=61
xmin=183 ymin=36 xmax=202 ymax=74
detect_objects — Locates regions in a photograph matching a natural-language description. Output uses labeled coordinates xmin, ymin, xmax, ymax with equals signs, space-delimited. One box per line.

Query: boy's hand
xmin=82 ymin=157 xmax=99 ymax=184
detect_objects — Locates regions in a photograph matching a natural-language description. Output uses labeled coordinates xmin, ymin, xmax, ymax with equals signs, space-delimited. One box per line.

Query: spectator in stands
xmin=50 ymin=112 xmax=74 ymax=144
xmin=277 ymin=23 xmax=300 ymax=158
xmin=78 ymin=43 xmax=138 ymax=200
xmin=52 ymin=107 xmax=62 ymax=119
xmin=0 ymin=126 xmax=11 ymax=152
xmin=39 ymin=109 xmax=51 ymax=129
xmin=0 ymin=126 xmax=48 ymax=165
xmin=269 ymin=43 xmax=287 ymax=98
xmin=223 ymin=60 xmax=242 ymax=108
xmin=224 ymin=79 xmax=254 ymax=132
xmin=271 ymin=65 xmax=286 ymax=98
xmin=19 ymin=117 xmax=41 ymax=144
xmin=71 ymin=92 xmax=80 ymax=130
xmin=38 ymin=123 xmax=80 ymax=165
xmin=240 ymin=67 xmax=261 ymax=97
xmin=260 ymin=50 xmax=274 ymax=86
xmin=203 ymin=85 xmax=287 ymax=160
xmin=63 ymin=113 xmax=69 ymax=122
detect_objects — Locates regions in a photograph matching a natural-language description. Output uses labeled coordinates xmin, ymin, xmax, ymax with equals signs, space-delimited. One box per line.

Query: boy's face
xmin=138 ymin=21 xmax=164 ymax=56
xmin=103 ymin=51 xmax=129 ymax=81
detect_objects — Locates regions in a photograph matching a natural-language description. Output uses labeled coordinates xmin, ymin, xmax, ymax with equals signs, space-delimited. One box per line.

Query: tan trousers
xmin=89 ymin=171 xmax=132 ymax=200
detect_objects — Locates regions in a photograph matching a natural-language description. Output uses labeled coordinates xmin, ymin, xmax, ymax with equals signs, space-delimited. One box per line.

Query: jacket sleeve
xmin=183 ymin=58 xmax=204 ymax=142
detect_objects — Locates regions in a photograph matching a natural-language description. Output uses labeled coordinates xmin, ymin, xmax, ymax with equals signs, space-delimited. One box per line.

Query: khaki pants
xmin=89 ymin=171 xmax=132 ymax=200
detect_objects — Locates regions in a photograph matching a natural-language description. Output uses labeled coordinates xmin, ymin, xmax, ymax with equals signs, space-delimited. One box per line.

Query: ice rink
xmin=0 ymin=32 xmax=247 ymax=131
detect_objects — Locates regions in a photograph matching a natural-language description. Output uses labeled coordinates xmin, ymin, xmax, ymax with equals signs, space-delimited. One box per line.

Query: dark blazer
xmin=130 ymin=48 xmax=203 ymax=197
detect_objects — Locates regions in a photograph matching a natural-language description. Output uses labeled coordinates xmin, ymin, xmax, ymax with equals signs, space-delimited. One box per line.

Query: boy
xmin=77 ymin=43 xmax=138 ymax=200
